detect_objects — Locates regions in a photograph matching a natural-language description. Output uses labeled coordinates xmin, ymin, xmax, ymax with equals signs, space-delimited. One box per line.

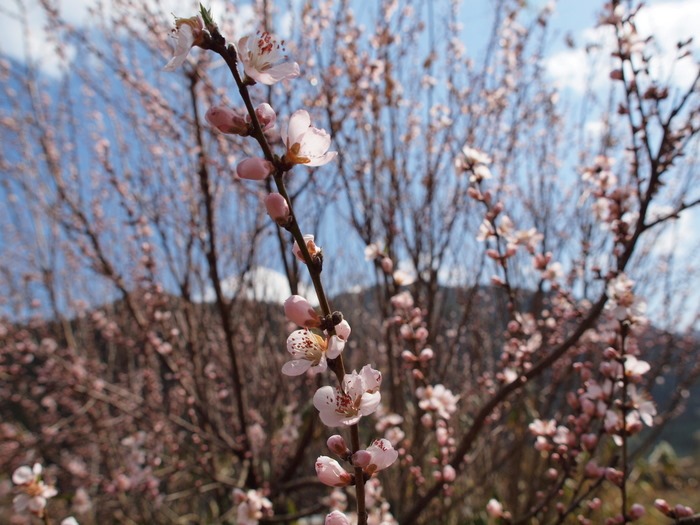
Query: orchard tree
xmin=0 ymin=0 xmax=699 ymax=524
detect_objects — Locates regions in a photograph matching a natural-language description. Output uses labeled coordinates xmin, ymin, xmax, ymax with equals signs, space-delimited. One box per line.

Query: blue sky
xmin=0 ymin=0 xmax=698 ymax=322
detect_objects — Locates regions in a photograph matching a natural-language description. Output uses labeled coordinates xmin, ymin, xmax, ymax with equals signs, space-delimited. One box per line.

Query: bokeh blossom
xmin=163 ymin=16 xmax=204 ymax=71
xmin=12 ymin=463 xmax=58 ymax=516
xmin=325 ymin=510 xmax=351 ymax=525
xmin=416 ymin=384 xmax=459 ymax=420
xmin=233 ymin=488 xmax=273 ymax=525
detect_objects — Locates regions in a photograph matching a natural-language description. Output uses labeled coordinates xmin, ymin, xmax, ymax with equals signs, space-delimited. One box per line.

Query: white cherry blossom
xmin=284 ymin=110 xmax=337 ymax=167
xmin=313 ymin=365 xmax=382 ymax=427
xmin=238 ymin=31 xmax=300 ymax=85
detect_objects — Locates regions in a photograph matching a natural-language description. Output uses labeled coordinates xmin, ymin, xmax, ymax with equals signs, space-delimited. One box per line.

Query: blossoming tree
xmin=0 ymin=0 xmax=699 ymax=524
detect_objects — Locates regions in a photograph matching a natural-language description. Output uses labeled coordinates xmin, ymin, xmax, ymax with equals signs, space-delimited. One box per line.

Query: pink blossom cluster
xmin=233 ymin=488 xmax=273 ymax=525
xmin=580 ymin=155 xmax=638 ymax=242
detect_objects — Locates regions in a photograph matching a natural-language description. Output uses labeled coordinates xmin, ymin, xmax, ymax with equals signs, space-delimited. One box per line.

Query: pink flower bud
xmin=414 ymin=327 xmax=429 ymax=341
xmin=335 ymin=319 xmax=351 ymax=341
xmin=419 ymin=348 xmax=434 ymax=361
xmin=603 ymin=347 xmax=619 ymax=360
xmin=254 ymin=103 xmax=277 ymax=131
xmin=588 ymin=498 xmax=602 ymax=510
xmin=585 ymin=460 xmax=603 ymax=479
xmin=315 ymin=456 xmax=352 ymax=487
xmin=675 ymin=504 xmax=694 ymax=517
xmin=352 ymin=450 xmax=372 ymax=468
xmin=629 ymin=504 xmax=645 ymax=520
xmin=401 ymin=350 xmax=417 ymax=363
xmin=284 ymin=295 xmax=320 ymax=328
xmin=325 ymin=511 xmax=351 ymax=525
xmin=264 ymin=193 xmax=290 ymax=225
xmin=605 ymin=467 xmax=624 ymax=486
xmin=327 ymin=435 xmax=349 ymax=456
xmin=486 ymin=499 xmax=504 ymax=518
xmin=581 ymin=433 xmax=598 ymax=451
xmin=442 ymin=465 xmax=456 ymax=482
xmin=653 ymin=499 xmax=670 ymax=515
xmin=380 ymin=256 xmax=394 ymax=274
xmin=205 ymin=106 xmax=249 ymax=135
xmin=237 ymin=157 xmax=274 ymax=181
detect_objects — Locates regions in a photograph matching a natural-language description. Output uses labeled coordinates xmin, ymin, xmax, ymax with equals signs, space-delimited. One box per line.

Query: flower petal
xmin=287 ymin=110 xmax=311 ymax=147
xmin=282 ymin=359 xmax=312 ymax=376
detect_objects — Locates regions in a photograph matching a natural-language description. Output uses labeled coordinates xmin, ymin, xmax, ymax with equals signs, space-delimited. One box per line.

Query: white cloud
xmin=546 ymin=0 xmax=699 ymax=94
xmin=195 ymin=266 xmax=318 ymax=305
xmin=651 ymin=206 xmax=698 ymax=258
xmin=0 ymin=0 xmax=260 ymax=77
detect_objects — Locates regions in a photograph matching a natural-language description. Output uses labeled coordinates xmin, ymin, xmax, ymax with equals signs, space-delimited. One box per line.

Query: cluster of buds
xmin=316 ymin=435 xmax=398 ymax=488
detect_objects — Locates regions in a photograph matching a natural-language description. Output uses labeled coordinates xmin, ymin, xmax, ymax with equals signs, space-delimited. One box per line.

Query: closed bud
xmin=629 ymin=504 xmax=645 ymax=520
xmin=205 ymin=106 xmax=249 ymax=135
xmin=254 ymin=103 xmax=277 ymax=131
xmin=326 ymin=435 xmax=349 ymax=457
xmin=442 ymin=464 xmax=456 ymax=482
xmin=237 ymin=157 xmax=274 ymax=181
xmin=653 ymin=499 xmax=670 ymax=515
xmin=264 ymin=193 xmax=291 ymax=225
xmin=334 ymin=319 xmax=351 ymax=341
xmin=352 ymin=450 xmax=372 ymax=468
xmin=284 ymin=295 xmax=321 ymax=328
xmin=380 ymin=256 xmax=394 ymax=274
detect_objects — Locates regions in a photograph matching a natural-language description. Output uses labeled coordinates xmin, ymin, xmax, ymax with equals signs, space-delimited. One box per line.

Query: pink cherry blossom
xmin=315 ymin=456 xmax=353 ymax=487
xmin=442 ymin=465 xmax=457 ymax=482
xmin=12 ymin=463 xmax=58 ymax=516
xmin=238 ymin=31 xmax=300 ymax=85
xmin=334 ymin=319 xmax=351 ymax=341
xmin=361 ymin=438 xmax=399 ymax=475
xmin=282 ymin=329 xmax=331 ymax=376
xmin=233 ymin=488 xmax=273 ymax=525
xmin=528 ymin=418 xmax=557 ymax=436
xmin=251 ymin=103 xmax=277 ymax=131
xmin=605 ymin=273 xmax=646 ymax=323
xmin=284 ymin=295 xmax=321 ymax=328
xmin=486 ymin=498 xmax=504 ymax=518
xmin=293 ymin=234 xmax=322 ymax=264
xmin=416 ymin=384 xmax=459 ymax=420
xmin=163 ymin=16 xmax=204 ymax=72
xmin=284 ymin=110 xmax=337 ymax=167
xmin=325 ymin=510 xmax=351 ymax=525
xmin=313 ymin=365 xmax=382 ymax=427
